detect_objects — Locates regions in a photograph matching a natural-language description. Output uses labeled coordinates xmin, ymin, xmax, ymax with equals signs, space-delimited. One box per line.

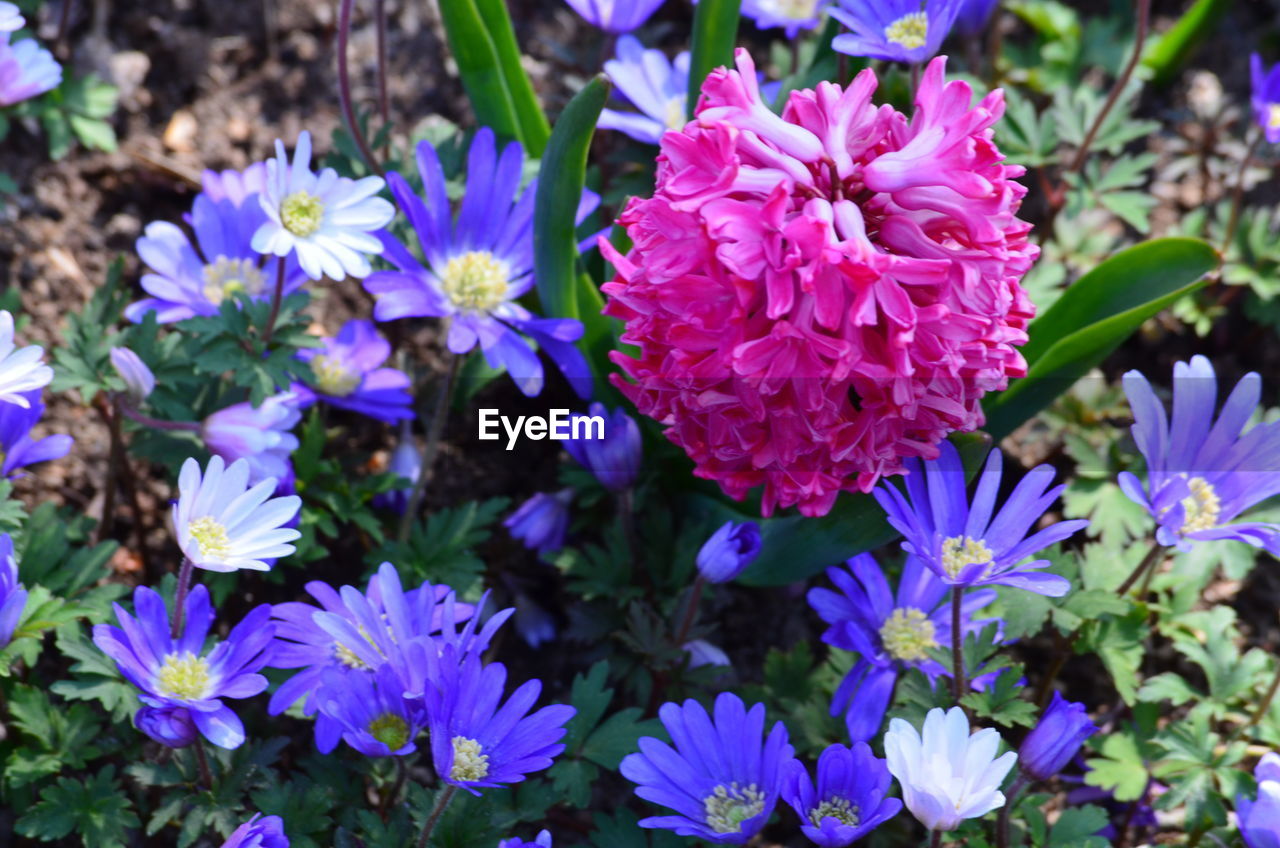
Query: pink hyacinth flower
xmin=601 ymin=51 xmax=1038 ymax=517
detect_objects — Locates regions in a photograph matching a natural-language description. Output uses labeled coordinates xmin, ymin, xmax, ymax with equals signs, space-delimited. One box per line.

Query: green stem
xmin=397 ymin=353 xmax=459 ymax=543
xmin=996 ymin=771 xmax=1031 ymax=848
xmin=260 ymin=256 xmax=287 ymax=350
xmin=171 ymin=558 xmax=195 ymax=639
xmin=951 ymin=586 xmax=967 ymax=707
xmin=1115 ymin=542 xmax=1164 ymax=597
xmin=415 ymin=785 xmax=458 ymax=848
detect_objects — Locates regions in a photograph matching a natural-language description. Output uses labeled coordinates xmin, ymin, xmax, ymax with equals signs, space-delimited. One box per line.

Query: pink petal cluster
xmin=601 ymin=51 xmax=1037 ymax=517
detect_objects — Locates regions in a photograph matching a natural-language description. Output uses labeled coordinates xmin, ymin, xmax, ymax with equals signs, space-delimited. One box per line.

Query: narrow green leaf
xmin=473 ymin=0 xmax=550 ymax=156
xmin=438 ymin=0 xmax=522 ymax=142
xmin=1141 ymin=0 xmax=1229 ymax=87
xmin=686 ymin=0 xmax=742 ymax=119
xmin=985 ymin=238 xmax=1219 ymax=439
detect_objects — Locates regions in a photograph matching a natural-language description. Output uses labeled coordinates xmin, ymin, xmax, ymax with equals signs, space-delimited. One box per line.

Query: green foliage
xmin=36 ymin=73 xmax=119 ymax=160
xmin=686 ymin=0 xmax=742 ymax=119
xmin=437 ymin=0 xmax=523 ymax=145
xmin=16 ymin=765 xmax=139 ymax=847
xmin=370 ymin=497 xmax=509 ymax=599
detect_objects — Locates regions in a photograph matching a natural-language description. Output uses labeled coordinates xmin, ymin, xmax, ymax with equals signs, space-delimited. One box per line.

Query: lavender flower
xmin=422 ymin=646 xmax=575 ymax=795
xmin=364 ymin=130 xmax=596 ymax=399
xmin=0 ymin=391 xmax=72 ymax=478
xmin=884 ymin=707 xmax=1016 ymax=832
xmin=620 ymin=693 xmax=794 ymax=843
xmin=222 ymin=814 xmax=289 ymax=848
xmin=315 ymin=663 xmax=426 ymax=757
xmin=684 ymin=639 xmax=731 ymax=669
xmin=808 ymin=553 xmax=997 ymax=741
xmin=373 ymin=422 xmax=420 ymax=514
xmin=92 ymin=585 xmax=275 ymax=749
xmin=1240 ymin=753 xmax=1280 ymax=848
xmin=499 ymin=832 xmax=552 ymax=848
xmin=1121 ymin=356 xmax=1280 ymax=554
xmin=742 ymin=0 xmax=829 ymax=38
xmin=0 ymin=533 xmax=27 ymax=650
xmin=599 ymin=37 xmax=691 ymax=145
xmin=0 ymin=33 xmax=60 ymax=107
xmin=564 ymin=402 xmax=642 ymax=491
xmin=252 ymin=131 xmax=394 ymax=281
xmin=0 ymin=3 xmax=23 ymax=32
xmin=564 ymin=0 xmax=665 ymax=33
xmin=201 ymin=392 xmax=303 ymax=491
xmin=293 ymin=320 xmax=412 ymax=423
xmin=504 ymin=491 xmax=573 ymax=556
xmin=0 ymin=310 xmax=54 ymax=407
xmin=954 ymin=0 xmax=998 ymax=35
xmin=126 ymin=164 xmax=307 ymax=323
xmin=696 ymin=520 xmax=762 ymax=584
xmin=172 ymin=456 xmax=301 ymax=573
xmin=1020 ymin=692 xmax=1097 ymax=781
xmin=830 ymin=0 xmax=962 ymax=64
xmin=782 ymin=743 xmax=902 ymax=846
xmin=110 ymin=347 xmax=155 ymax=405
xmin=874 ymin=441 xmax=1087 ymax=597
xmin=1252 ymin=54 xmax=1280 ymax=144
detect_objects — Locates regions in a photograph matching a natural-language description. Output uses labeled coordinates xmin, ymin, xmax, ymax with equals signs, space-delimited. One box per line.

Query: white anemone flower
xmin=251 ymin=130 xmax=395 ymax=282
xmin=0 ymin=310 xmax=54 ymax=408
xmin=883 ymin=706 xmax=1017 ymax=832
xmin=0 ymin=3 xmax=24 ymax=32
xmin=173 ymin=456 xmax=302 ymax=573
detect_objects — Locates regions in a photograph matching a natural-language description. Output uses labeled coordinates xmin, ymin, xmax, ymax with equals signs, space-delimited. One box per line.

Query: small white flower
xmin=251 ymin=130 xmax=395 ymax=282
xmin=0 ymin=310 xmax=54 ymax=408
xmin=0 ymin=3 xmax=24 ymax=32
xmin=172 ymin=456 xmax=302 ymax=573
xmin=109 ymin=347 xmax=155 ymax=405
xmin=883 ymin=706 xmax=1017 ymax=832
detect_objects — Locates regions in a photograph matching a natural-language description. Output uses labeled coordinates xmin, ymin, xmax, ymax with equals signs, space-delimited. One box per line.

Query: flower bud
xmin=696 ymin=520 xmax=762 ymax=583
xmin=110 ymin=347 xmax=155 ymax=405
xmin=135 ymin=705 xmax=198 ymax=748
xmin=564 ymin=403 xmax=642 ymax=492
xmin=504 ymin=490 xmax=573 ymax=556
xmin=1019 ymin=692 xmax=1097 ymax=781
xmin=201 ymin=392 xmax=302 ymax=493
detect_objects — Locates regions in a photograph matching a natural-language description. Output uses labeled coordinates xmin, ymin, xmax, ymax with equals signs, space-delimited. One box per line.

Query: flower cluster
xmin=602 ymin=53 xmax=1037 ymax=516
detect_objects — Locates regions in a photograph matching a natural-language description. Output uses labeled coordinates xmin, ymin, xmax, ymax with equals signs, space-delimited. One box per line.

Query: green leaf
xmin=1048 ymin=805 xmax=1111 ymax=847
xmin=686 ymin=0 xmax=742 ymax=120
xmin=984 ymin=238 xmax=1220 ymax=439
xmin=473 ymin=0 xmax=550 ymax=156
xmin=1140 ymin=0 xmax=1229 ymax=86
xmin=1084 ymin=732 xmax=1149 ymax=802
xmin=1136 ymin=672 xmax=1200 ymax=707
xmin=438 ymin=0 xmax=521 ymax=142
xmin=16 ymin=766 xmax=140 ymax=848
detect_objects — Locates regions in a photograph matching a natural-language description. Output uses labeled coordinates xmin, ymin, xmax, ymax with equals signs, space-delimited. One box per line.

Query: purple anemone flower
xmin=504 ymin=491 xmax=573 ymax=556
xmin=620 ymin=692 xmax=794 ymax=844
xmin=830 ymin=0 xmax=963 ymax=64
xmin=0 ymin=33 xmax=61 ymax=107
xmin=422 ymin=646 xmax=575 ymax=795
xmin=293 ymin=319 xmax=412 ymax=423
xmin=1240 ymin=753 xmax=1280 ymax=848
xmin=808 ymin=553 xmax=997 ymax=741
xmin=599 ymin=37 xmax=691 ymax=145
xmin=0 ymin=533 xmax=27 ymax=650
xmin=126 ymin=164 xmax=307 ymax=324
xmin=1252 ymin=54 xmax=1280 ymax=144
xmin=1020 ymin=692 xmax=1096 ymax=781
xmin=499 ymin=831 xmax=552 ymax=848
xmin=564 ymin=0 xmax=665 ymax=33
xmin=874 ymin=441 xmax=1088 ymax=597
xmin=782 ymin=743 xmax=902 ymax=846
xmin=0 ymin=390 xmax=72 ymax=478
xmin=222 ymin=813 xmax=289 ymax=848
xmin=135 ymin=704 xmax=199 ymax=748
xmin=954 ymin=0 xmax=998 ymax=36
xmin=1121 ymin=356 xmax=1280 ymax=555
xmin=202 ymin=391 xmax=302 ymax=493
xmin=742 ymin=0 xmax=830 ymax=38
xmin=696 ymin=520 xmax=763 ymax=584
xmin=315 ymin=663 xmax=427 ymax=757
xmin=92 ymin=585 xmax=275 ymax=749
xmin=363 ymin=129 xmax=596 ymax=399
xmin=564 ymin=402 xmax=642 ymax=491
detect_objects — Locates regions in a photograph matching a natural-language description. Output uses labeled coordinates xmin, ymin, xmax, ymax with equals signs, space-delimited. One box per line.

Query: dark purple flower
xmin=620 ymin=693 xmax=794 ymax=843
xmin=696 ymin=520 xmax=762 ymax=584
xmin=364 ymin=130 xmax=598 ymax=399
xmin=1252 ymin=54 xmax=1280 ymax=144
xmin=782 ymin=743 xmax=902 ymax=846
xmin=875 ymin=441 xmax=1088 ymax=597
xmin=92 ymin=585 xmax=275 ymax=749
xmin=564 ymin=402 xmax=642 ymax=491
xmin=1240 ymin=753 xmax=1280 ymax=848
xmin=504 ymin=490 xmax=573 ymax=555
xmin=315 ymin=663 xmax=426 ymax=757
xmin=222 ymin=813 xmax=289 ymax=848
xmin=135 ymin=705 xmax=199 ymax=748
xmin=0 ymin=390 xmax=72 ymax=478
xmin=1020 ymin=692 xmax=1097 ymax=781
xmin=0 ymin=533 xmax=27 ymax=650
xmin=293 ymin=319 xmax=412 ymax=423
xmin=954 ymin=0 xmax=998 ymax=36
xmin=831 ymin=0 xmax=963 ymax=64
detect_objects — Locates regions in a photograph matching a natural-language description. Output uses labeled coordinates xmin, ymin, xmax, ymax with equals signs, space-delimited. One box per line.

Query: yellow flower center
xmin=878 ymin=607 xmax=939 ymax=662
xmin=311 ymin=354 xmax=361 ymax=397
xmin=188 ymin=516 xmax=232 ymax=561
xmin=761 ymin=0 xmax=819 ymax=19
xmin=941 ymin=535 xmax=995 ymax=580
xmin=332 ymin=622 xmax=380 ymax=670
xmin=202 ymin=257 xmax=266 ymax=305
xmin=368 ymin=713 xmax=411 ymax=751
xmin=885 ymin=11 xmax=928 ymax=49
xmin=450 ymin=736 xmax=490 ymax=781
xmin=704 ymin=783 xmax=765 ymax=834
xmin=1179 ymin=476 xmax=1221 ymax=534
xmin=281 ymin=190 xmax=325 ymax=237
xmin=156 ymin=652 xmax=212 ymax=700
xmin=1268 ymin=103 xmax=1280 ymax=131
xmin=440 ymin=251 xmax=510 ymax=313
xmin=664 ymin=95 xmax=688 ymax=131
xmin=810 ymin=797 xmax=860 ymax=828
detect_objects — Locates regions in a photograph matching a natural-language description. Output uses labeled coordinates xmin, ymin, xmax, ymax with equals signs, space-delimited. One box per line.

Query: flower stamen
xmin=311 ymin=354 xmax=361 ymax=397
xmin=879 ymin=607 xmax=938 ymax=662
xmin=157 ymin=652 xmax=212 ymax=700
xmin=1179 ymin=476 xmax=1221 ymax=534
xmin=440 ymin=251 xmax=510 ymax=313
xmin=941 ymin=535 xmax=995 ymax=580
xmin=703 ymin=782 xmax=765 ymax=834
xmin=884 ymin=12 xmax=928 ymax=49
xmin=450 ymin=736 xmax=490 ymax=781
xmin=188 ymin=516 xmax=233 ymax=561
xmin=281 ymin=190 xmax=325 ymax=237
xmin=202 ymin=257 xmax=266 ymax=305
xmin=368 ymin=713 xmax=411 ymax=751
xmin=809 ymin=796 xmax=860 ymax=828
